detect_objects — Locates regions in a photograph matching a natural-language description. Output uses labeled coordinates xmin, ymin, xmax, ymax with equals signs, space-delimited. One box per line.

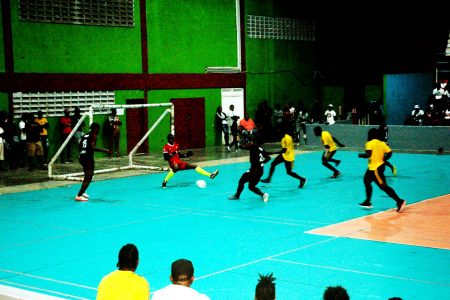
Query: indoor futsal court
xmin=0 ymin=149 xmax=449 ymax=300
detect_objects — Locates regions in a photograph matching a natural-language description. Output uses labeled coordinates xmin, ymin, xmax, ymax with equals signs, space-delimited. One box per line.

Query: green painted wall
xmin=147 ymin=0 xmax=237 ymax=73
xmin=244 ymin=2 xmax=317 ymax=117
xmin=0 ymin=93 xmax=8 ymax=112
xmin=10 ymin=0 xmax=142 ymax=73
xmin=0 ymin=4 xmax=4 ymax=72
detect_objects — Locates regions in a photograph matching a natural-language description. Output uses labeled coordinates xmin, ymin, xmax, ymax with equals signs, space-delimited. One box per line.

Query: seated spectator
xmin=254 ymin=273 xmax=276 ymax=300
xmin=323 ymin=285 xmax=350 ymax=300
xmin=423 ymin=103 xmax=441 ymax=126
xmin=96 ymin=243 xmax=149 ymax=300
xmin=239 ymin=113 xmax=257 ymax=136
xmin=151 ymin=258 xmax=210 ymax=300
xmin=324 ymin=104 xmax=336 ymax=125
xmin=410 ymin=104 xmax=424 ymax=125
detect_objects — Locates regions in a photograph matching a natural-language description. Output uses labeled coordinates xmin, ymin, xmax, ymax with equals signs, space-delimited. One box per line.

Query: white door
xmin=221 ymin=88 xmax=244 ymax=144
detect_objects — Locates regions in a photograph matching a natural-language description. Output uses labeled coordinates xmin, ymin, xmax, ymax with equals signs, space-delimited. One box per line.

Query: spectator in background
xmin=254 ymin=273 xmax=276 ymax=300
xmin=324 ymin=104 xmax=336 ymax=125
xmin=323 ymin=285 xmax=350 ymax=300
xmin=71 ymin=107 xmax=85 ymax=151
xmin=295 ymin=104 xmax=309 ymax=145
xmin=273 ymin=103 xmax=284 ymax=140
xmin=255 ymin=100 xmax=274 ymax=143
xmin=35 ymin=110 xmax=49 ymax=166
xmin=26 ymin=113 xmax=45 ymax=170
xmin=228 ymin=104 xmax=240 ymax=151
xmin=239 ymin=113 xmax=257 ymax=145
xmin=152 ymin=258 xmax=210 ymax=300
xmin=18 ymin=113 xmax=28 ymax=168
xmin=96 ymin=243 xmax=149 ymax=300
xmin=107 ymin=108 xmax=122 ymax=157
xmin=0 ymin=112 xmax=6 ymax=170
xmin=59 ymin=108 xmax=73 ymax=163
xmin=215 ymin=106 xmax=231 ymax=152
xmin=410 ymin=104 xmax=424 ymax=125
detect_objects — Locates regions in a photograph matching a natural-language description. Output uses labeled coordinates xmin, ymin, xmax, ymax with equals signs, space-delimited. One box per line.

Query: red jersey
xmin=163 ymin=142 xmax=187 ymax=169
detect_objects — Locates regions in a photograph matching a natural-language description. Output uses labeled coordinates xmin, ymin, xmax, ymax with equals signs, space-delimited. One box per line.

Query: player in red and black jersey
xmin=162 ymin=133 xmax=219 ymax=188
xmin=75 ymin=122 xmax=111 ymax=201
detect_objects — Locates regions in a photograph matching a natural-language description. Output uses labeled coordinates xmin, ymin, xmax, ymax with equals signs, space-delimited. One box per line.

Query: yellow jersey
xmin=96 ymin=270 xmax=150 ymax=300
xmin=281 ymin=134 xmax=295 ymax=161
xmin=365 ymin=139 xmax=391 ymax=171
xmin=34 ymin=117 xmax=48 ymax=136
xmin=321 ymin=131 xmax=336 ymax=152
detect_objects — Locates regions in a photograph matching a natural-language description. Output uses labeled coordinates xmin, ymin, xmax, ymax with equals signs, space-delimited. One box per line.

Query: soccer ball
xmin=196 ymin=179 xmax=207 ymax=188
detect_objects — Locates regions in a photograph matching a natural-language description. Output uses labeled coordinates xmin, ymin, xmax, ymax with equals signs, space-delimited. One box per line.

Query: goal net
xmin=48 ymin=103 xmax=174 ymax=181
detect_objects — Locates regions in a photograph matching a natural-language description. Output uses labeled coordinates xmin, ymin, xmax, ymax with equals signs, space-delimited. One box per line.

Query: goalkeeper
xmin=162 ymin=133 xmax=219 ymax=188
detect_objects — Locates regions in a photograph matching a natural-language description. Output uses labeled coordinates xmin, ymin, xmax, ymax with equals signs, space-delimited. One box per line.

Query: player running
xmin=162 ymin=133 xmax=219 ymax=188
xmin=358 ymin=128 xmax=406 ymax=212
xmin=313 ymin=126 xmax=345 ymax=178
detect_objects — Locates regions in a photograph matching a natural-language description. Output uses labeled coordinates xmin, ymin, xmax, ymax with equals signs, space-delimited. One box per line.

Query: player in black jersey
xmin=75 ymin=122 xmax=111 ymax=201
xmin=228 ymin=134 xmax=272 ymax=203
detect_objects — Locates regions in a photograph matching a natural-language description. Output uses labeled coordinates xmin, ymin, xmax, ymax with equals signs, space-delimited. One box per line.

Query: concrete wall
xmin=305 ymin=124 xmax=450 ymax=153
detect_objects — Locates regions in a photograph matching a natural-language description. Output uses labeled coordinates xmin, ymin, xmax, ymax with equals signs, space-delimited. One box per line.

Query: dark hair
xmin=323 ymin=285 xmax=349 ymax=300
xmin=388 ymin=298 xmax=403 ymax=300
xmin=313 ymin=126 xmax=322 ymax=136
xmin=171 ymin=259 xmax=194 ymax=281
xmin=367 ymin=128 xmax=379 ymax=141
xmin=116 ymin=244 xmax=139 ymax=270
xmin=90 ymin=122 xmax=100 ymax=131
xmin=255 ymin=273 xmax=276 ymax=300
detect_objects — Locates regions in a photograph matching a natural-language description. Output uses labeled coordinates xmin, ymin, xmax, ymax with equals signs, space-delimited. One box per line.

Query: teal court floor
xmin=0 ymin=150 xmax=449 ymax=299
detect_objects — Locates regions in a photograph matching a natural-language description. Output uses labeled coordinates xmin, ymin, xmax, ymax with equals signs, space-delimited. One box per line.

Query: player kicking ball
xmin=162 ymin=133 xmax=219 ymax=188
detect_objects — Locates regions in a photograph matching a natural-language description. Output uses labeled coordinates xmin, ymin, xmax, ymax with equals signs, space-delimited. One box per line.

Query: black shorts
xmin=79 ymin=156 xmax=94 ymax=172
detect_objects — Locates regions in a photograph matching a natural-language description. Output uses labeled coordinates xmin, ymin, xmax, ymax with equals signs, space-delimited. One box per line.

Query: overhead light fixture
xmin=205 ymin=66 xmax=241 ymax=73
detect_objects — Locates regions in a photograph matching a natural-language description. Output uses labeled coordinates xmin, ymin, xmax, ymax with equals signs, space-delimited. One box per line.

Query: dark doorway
xmin=170 ymin=98 xmax=205 ymax=149
xmin=126 ymin=99 xmax=149 ymax=154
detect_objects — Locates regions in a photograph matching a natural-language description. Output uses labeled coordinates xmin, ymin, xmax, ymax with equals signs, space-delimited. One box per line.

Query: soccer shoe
xmin=162 ymin=181 xmax=167 ymax=188
xmin=299 ymin=178 xmax=307 ymax=188
xmin=82 ymin=193 xmax=90 ymax=198
xmin=227 ymin=146 xmax=231 ymax=152
xmin=228 ymin=195 xmax=239 ymax=200
xmin=75 ymin=195 xmax=88 ymax=202
xmin=260 ymin=178 xmax=270 ymax=183
xmin=359 ymin=200 xmax=373 ymax=209
xmin=393 ymin=166 xmax=397 ymax=176
xmin=397 ymin=200 xmax=407 ymax=213
xmin=210 ymin=170 xmax=219 ymax=179
xmin=331 ymin=171 xmax=341 ymax=178
xmin=262 ymin=193 xmax=269 ymax=203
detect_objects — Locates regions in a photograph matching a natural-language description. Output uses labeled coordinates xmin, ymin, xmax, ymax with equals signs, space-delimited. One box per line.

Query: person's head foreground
xmin=254 ymin=273 xmax=276 ymax=300
xmin=116 ymin=243 xmax=139 ymax=271
xmin=313 ymin=126 xmax=322 ymax=137
xmin=323 ymin=285 xmax=349 ymax=300
xmin=170 ymin=258 xmax=194 ymax=285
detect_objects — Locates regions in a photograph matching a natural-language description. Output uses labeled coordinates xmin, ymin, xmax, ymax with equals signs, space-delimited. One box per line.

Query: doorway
xmin=170 ymin=98 xmax=205 ymax=149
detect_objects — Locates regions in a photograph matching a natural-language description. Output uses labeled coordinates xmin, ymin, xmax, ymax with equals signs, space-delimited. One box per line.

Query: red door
xmin=170 ymin=98 xmax=205 ymax=149
xmin=126 ymin=99 xmax=149 ymax=154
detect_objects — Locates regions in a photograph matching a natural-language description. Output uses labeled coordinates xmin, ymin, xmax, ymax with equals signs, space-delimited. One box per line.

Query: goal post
xmin=48 ymin=103 xmax=174 ymax=181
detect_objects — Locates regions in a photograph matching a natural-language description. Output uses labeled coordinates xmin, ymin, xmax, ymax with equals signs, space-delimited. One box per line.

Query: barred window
xmin=247 ymin=15 xmax=315 ymax=41
xmin=19 ymin=0 xmax=134 ymax=28
xmin=13 ymin=91 xmax=115 ymax=118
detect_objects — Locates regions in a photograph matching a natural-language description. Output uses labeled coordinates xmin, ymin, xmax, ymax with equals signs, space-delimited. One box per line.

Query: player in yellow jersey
xmin=313 ymin=126 xmax=345 ymax=178
xmin=358 ymin=128 xmax=406 ymax=212
xmin=261 ymin=127 xmax=306 ymax=188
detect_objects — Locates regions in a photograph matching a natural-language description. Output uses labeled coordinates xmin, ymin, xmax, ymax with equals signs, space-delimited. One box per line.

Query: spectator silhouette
xmin=254 ymin=273 xmax=276 ymax=300
xmin=323 ymin=285 xmax=350 ymax=300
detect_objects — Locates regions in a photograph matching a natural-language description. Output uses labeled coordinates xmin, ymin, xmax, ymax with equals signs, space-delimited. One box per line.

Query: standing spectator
xmin=260 ymin=127 xmax=307 ymax=188
xmin=255 ymin=100 xmax=274 ymax=143
xmin=228 ymin=133 xmax=271 ymax=203
xmin=71 ymin=107 xmax=85 ymax=151
xmin=0 ymin=112 xmax=6 ymax=170
xmin=35 ymin=110 xmax=49 ymax=165
xmin=255 ymin=273 xmax=276 ymax=300
xmin=323 ymin=285 xmax=349 ymax=300
xmin=108 ymin=108 xmax=122 ymax=157
xmin=313 ymin=126 xmax=345 ymax=178
xmin=96 ymin=243 xmax=149 ymax=300
xmin=358 ymin=128 xmax=407 ymax=213
xmin=59 ymin=108 xmax=73 ymax=163
xmin=228 ymin=104 xmax=240 ymax=151
xmin=215 ymin=106 xmax=231 ymax=151
xmin=324 ymin=104 xmax=336 ymax=125
xmin=152 ymin=258 xmax=210 ymax=300
xmin=26 ymin=113 xmax=45 ymax=170
xmin=18 ymin=113 xmax=28 ymax=168
xmin=2 ymin=112 xmax=19 ymax=170
xmin=75 ymin=122 xmax=111 ymax=201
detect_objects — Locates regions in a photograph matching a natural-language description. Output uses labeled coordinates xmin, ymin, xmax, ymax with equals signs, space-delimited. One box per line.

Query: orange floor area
xmin=307 ymin=195 xmax=450 ymax=250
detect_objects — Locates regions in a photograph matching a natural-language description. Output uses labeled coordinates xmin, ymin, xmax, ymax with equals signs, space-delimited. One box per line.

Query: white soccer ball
xmin=196 ymin=179 xmax=207 ymax=189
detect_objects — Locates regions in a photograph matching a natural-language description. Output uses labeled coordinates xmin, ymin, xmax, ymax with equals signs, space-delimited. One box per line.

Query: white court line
xmin=195 ymin=235 xmax=341 ymax=280
xmin=0 ymin=281 xmax=89 ymax=300
xmin=267 ymin=258 xmax=450 ymax=287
